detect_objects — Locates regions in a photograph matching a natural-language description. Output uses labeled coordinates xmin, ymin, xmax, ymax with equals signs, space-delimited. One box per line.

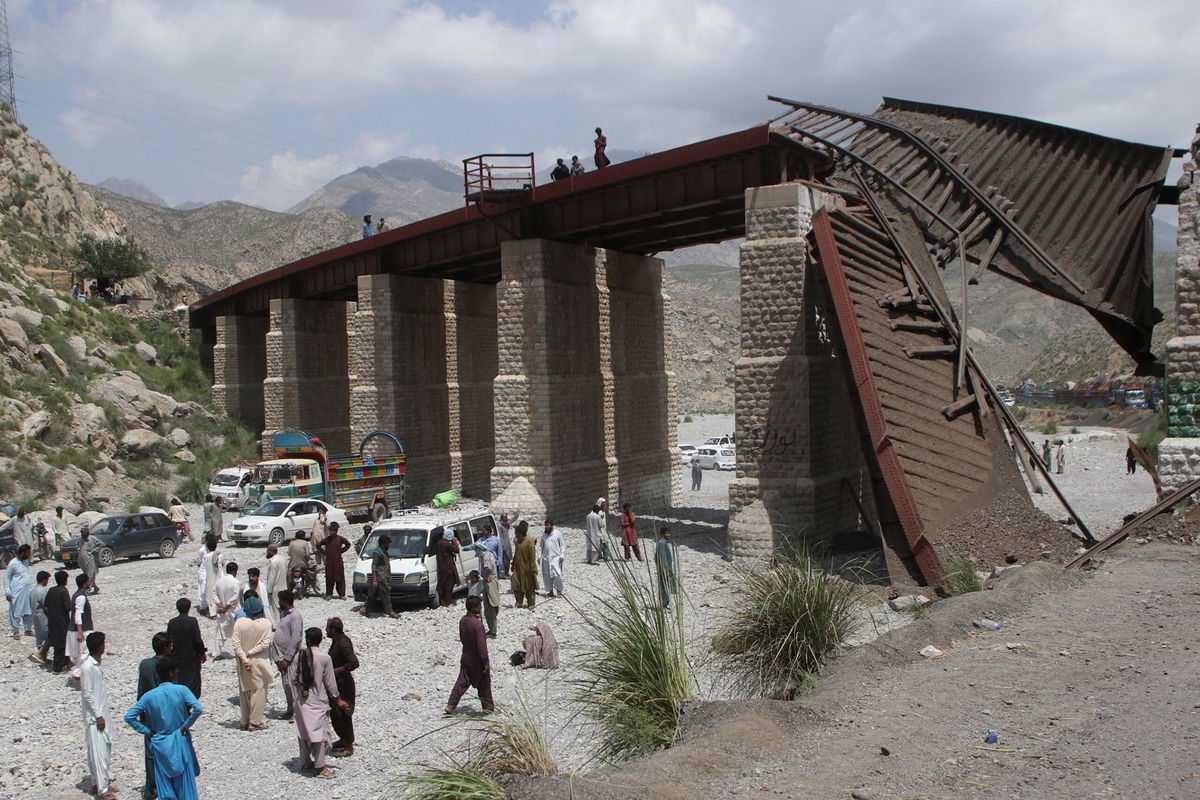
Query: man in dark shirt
xmin=550 ymin=158 xmax=571 ymax=181
xmin=326 ymin=617 xmax=359 ymax=756
xmin=44 ymin=570 xmax=72 ymax=674
xmin=135 ymin=632 xmax=172 ymax=800
xmin=166 ymin=598 xmax=207 ymax=698
xmin=444 ymin=595 xmax=493 ymax=714
xmin=317 ymin=522 xmax=352 ymax=601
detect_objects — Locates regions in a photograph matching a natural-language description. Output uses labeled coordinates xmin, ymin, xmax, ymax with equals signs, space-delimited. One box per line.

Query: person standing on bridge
xmin=362 ymin=215 xmax=373 ymax=238
xmin=594 ymin=127 xmax=611 ymax=169
xmin=375 ymin=217 xmax=388 ymax=235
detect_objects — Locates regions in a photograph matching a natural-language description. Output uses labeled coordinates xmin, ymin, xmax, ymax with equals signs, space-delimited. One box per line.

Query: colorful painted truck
xmin=251 ymin=429 xmax=406 ymax=521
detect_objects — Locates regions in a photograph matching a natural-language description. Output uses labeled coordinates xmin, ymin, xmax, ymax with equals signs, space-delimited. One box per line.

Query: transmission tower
xmin=0 ymin=0 xmax=16 ymax=121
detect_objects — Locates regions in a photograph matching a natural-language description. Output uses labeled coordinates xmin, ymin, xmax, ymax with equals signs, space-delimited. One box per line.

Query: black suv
xmin=57 ymin=512 xmax=183 ymax=568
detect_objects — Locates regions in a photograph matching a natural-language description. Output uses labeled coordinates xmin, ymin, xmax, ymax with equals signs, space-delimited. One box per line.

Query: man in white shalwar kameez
xmin=213 ymin=562 xmax=242 ymax=659
xmin=264 ymin=544 xmax=288 ymax=629
xmin=202 ymin=536 xmax=223 ymax=619
xmin=540 ymin=520 xmax=565 ymax=597
xmin=80 ymin=631 xmax=115 ymax=799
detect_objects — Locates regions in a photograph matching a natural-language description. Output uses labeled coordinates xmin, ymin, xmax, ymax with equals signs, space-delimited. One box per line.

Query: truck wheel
xmin=159 ymin=539 xmax=177 ymax=558
xmin=371 ymin=502 xmax=387 ymax=522
xmin=269 ymin=528 xmax=285 ymax=547
xmin=97 ymin=547 xmax=115 ymax=568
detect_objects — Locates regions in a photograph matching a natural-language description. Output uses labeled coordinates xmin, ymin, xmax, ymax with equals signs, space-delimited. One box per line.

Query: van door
xmin=448 ymin=521 xmax=475 ymax=581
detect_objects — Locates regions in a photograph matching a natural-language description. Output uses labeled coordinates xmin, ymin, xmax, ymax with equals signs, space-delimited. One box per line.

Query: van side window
xmin=449 ymin=521 xmax=472 ymax=547
xmin=468 ymin=516 xmax=494 ymax=540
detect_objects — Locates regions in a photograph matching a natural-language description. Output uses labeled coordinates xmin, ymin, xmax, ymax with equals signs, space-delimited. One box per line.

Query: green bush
xmin=941 ymin=554 xmax=985 ymax=596
xmin=713 ymin=547 xmax=864 ymax=698
xmin=393 ymin=759 xmax=506 ymax=800
xmin=72 ymin=233 xmax=152 ymax=292
xmin=1039 ymin=421 xmax=1058 ymax=435
xmin=130 ymin=489 xmax=170 ymax=512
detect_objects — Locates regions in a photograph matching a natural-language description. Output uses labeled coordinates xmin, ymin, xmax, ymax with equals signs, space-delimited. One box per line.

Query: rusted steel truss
xmin=1066 ymin=477 xmax=1200 ymax=568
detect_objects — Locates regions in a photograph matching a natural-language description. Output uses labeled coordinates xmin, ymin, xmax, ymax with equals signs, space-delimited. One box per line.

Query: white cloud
xmin=58 ymin=106 xmax=131 ymax=149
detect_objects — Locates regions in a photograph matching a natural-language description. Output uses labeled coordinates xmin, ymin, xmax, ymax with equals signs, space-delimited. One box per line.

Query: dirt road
xmin=512 ymin=542 xmax=1200 ymax=799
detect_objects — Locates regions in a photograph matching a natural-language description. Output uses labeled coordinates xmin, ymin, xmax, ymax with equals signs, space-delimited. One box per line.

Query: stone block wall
xmin=452 ymin=281 xmax=498 ymax=499
xmin=1158 ymin=130 xmax=1200 ymax=492
xmin=263 ymin=298 xmax=352 ymax=455
xmin=212 ymin=315 xmax=267 ymax=432
xmin=727 ymin=183 xmax=873 ymax=558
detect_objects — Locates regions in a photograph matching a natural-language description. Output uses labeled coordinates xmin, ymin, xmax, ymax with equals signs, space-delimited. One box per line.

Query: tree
xmin=71 ymin=234 xmax=152 ymax=294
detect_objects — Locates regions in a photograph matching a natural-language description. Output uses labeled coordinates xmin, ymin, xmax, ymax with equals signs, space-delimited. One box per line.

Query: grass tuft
xmin=941 ymin=554 xmax=985 ymax=596
xmin=393 ymin=757 xmax=507 ymax=800
xmin=713 ymin=546 xmax=864 ymax=698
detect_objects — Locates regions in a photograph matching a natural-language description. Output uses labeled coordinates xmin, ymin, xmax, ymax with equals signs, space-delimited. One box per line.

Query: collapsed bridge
xmin=191 ymin=97 xmax=1180 ymax=585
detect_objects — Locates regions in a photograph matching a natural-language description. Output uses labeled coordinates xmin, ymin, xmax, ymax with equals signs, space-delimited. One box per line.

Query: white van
xmin=207 ymin=467 xmax=255 ymax=508
xmin=351 ymin=505 xmax=495 ymax=608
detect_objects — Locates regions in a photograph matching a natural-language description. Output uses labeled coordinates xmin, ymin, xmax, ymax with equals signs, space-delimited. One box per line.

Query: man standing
xmin=77 ymin=525 xmax=100 ymax=594
xmin=1126 ymin=444 xmax=1138 ymax=475
xmin=317 ymin=521 xmax=351 ymax=600
xmin=656 ymin=527 xmax=676 ymax=608
xmin=541 ymin=520 xmax=565 ymax=598
xmin=691 ymin=458 xmax=703 ymax=491
xmin=167 ymin=598 xmax=207 ymax=698
xmin=213 ymin=562 xmax=242 ymax=659
xmin=291 ymin=627 xmax=347 ymax=778
xmin=4 ymin=543 xmax=33 ymax=638
xmin=0 ymin=507 xmax=33 ymax=550
xmin=362 ymin=214 xmax=373 ymax=238
xmin=311 ymin=508 xmax=330 ymax=569
xmin=80 ymin=631 xmax=114 ymax=800
xmin=45 ymin=570 xmax=72 ymax=673
xmin=362 ymin=535 xmax=396 ymax=618
xmin=264 ymin=544 xmax=288 ymax=628
xmin=1055 ymin=443 xmax=1066 ymax=475
xmin=30 ymin=569 xmax=51 ymax=663
xmin=208 ymin=497 xmax=225 ymax=542
xmin=68 ymin=573 xmax=95 ymax=679
xmin=478 ymin=525 xmax=504 ymax=580
xmin=584 ymin=505 xmax=604 ymax=565
xmin=232 ymin=596 xmax=273 ymax=731
xmin=271 ymin=590 xmax=303 ymax=720
xmin=444 ymin=595 xmax=494 ymax=714
xmin=496 ymin=513 xmax=514 ymax=579
xmin=326 ymin=617 xmax=358 ymax=757
xmin=201 ymin=495 xmax=215 ymax=539
xmin=593 ymin=127 xmax=611 ymax=169
xmin=51 ymin=506 xmax=70 ymax=548
xmin=242 ymin=567 xmax=269 ymax=615
xmin=1041 ymin=439 xmax=1052 ymax=468
xmin=202 ymin=534 xmax=223 ymax=617
xmin=478 ymin=540 xmax=500 ymax=639
xmin=135 ymin=632 xmax=172 ymax=800
xmin=510 ymin=521 xmax=538 ymax=609
xmin=123 ymin=658 xmax=203 ymax=800
xmin=435 ymin=529 xmax=461 ymax=607
xmin=619 ymin=503 xmax=643 ymax=561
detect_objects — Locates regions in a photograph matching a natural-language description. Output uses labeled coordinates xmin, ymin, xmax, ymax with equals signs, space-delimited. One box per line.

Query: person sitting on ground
xmin=570 ymin=155 xmax=585 ymax=175
xmin=551 ymin=158 xmax=571 ymax=181
xmin=521 ymin=620 xmax=559 ymax=669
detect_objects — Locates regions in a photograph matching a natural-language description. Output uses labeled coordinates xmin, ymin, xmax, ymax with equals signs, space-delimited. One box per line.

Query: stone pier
xmin=491 ymin=239 xmax=677 ymax=517
xmin=211 ymin=315 xmax=267 ymax=433
xmin=263 ymin=298 xmax=352 ymax=454
xmin=727 ymin=183 xmax=872 ymax=558
xmin=1158 ymin=131 xmax=1200 ymax=491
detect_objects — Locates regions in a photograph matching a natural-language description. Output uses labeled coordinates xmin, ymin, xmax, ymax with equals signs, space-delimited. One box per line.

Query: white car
xmin=695 ymin=446 xmax=736 ymax=470
xmin=229 ymin=499 xmax=348 ymax=547
xmin=679 ymin=444 xmax=698 ymax=464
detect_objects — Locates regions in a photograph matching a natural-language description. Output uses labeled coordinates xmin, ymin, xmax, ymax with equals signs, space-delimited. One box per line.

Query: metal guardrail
xmin=463 ymin=153 xmax=535 ymax=204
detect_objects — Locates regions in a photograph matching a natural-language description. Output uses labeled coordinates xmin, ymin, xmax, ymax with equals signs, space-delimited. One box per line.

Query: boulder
xmin=167 ymin=427 xmax=192 ymax=447
xmin=120 ymin=428 xmax=166 ymax=456
xmin=66 ymin=335 xmax=87 ymax=360
xmin=21 ymin=410 xmax=51 ymax=439
xmin=0 ymin=306 xmax=44 ymax=328
xmin=90 ymin=343 xmax=113 ymax=361
xmin=70 ymin=403 xmax=110 ymax=448
xmin=133 ymin=341 xmax=157 ymax=364
xmin=34 ymin=343 xmax=69 ymax=376
xmin=174 ymin=401 xmax=216 ymax=420
xmin=174 ymin=449 xmax=196 ymax=463
xmin=888 ymin=594 xmax=931 ymax=612
xmin=92 ymin=371 xmax=177 ymax=424
xmin=0 ymin=317 xmax=29 ymax=352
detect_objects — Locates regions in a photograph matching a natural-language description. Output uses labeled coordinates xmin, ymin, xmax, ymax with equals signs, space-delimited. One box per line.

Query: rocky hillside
xmin=666 ymin=261 xmax=738 ymax=413
xmin=85 ymin=185 xmax=358 ymax=292
xmin=0 ymin=111 xmax=256 ymax=513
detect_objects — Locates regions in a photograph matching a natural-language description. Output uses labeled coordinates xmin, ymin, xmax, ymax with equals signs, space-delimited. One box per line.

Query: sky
xmin=8 ymin=0 xmax=1198 ymax=212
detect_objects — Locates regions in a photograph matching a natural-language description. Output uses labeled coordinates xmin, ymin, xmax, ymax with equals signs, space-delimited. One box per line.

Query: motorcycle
xmin=290 ymin=562 xmax=318 ymax=598
xmin=31 ymin=522 xmax=54 ymax=563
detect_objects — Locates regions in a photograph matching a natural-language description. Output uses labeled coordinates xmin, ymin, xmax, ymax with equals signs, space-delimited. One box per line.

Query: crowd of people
xmin=2 ymin=493 xmax=679 ymax=797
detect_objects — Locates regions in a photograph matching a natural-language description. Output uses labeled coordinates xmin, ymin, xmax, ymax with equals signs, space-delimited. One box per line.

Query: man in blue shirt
xmin=362 ymin=215 xmax=373 ymax=238
xmin=478 ymin=525 xmax=505 ymax=578
xmin=124 ymin=658 xmax=203 ymax=800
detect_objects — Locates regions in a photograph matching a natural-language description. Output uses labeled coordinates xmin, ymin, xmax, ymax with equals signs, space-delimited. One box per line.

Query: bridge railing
xmin=463 ymin=153 xmax=535 ymax=205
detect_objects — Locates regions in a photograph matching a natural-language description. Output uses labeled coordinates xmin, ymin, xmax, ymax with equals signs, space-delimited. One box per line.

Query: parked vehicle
xmin=695 ymin=446 xmax=736 ymax=471
xmin=251 ymin=429 xmax=406 ymax=521
xmin=207 ymin=466 xmax=256 ymax=508
xmin=229 ymin=499 xmax=349 ymax=547
xmin=0 ymin=510 xmax=15 ymax=568
xmin=32 ymin=522 xmax=53 ymax=563
xmin=704 ymin=435 xmax=735 ymax=447
xmin=351 ymin=506 xmax=494 ymax=608
xmin=56 ymin=513 xmax=182 ymax=567
xmin=290 ymin=561 xmax=319 ymax=598
xmin=679 ymin=444 xmax=698 ymax=464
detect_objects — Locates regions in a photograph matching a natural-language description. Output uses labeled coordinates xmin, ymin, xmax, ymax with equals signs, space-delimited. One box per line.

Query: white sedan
xmin=229 ymin=499 xmax=348 ymax=547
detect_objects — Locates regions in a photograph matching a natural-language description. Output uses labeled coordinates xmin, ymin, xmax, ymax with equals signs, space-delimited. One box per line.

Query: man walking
xmin=326 ymin=617 xmax=358 ymax=757
xmin=540 ymin=520 xmax=565 ymax=598
xmin=585 ymin=505 xmax=604 ymax=565
xmin=271 ymin=590 xmax=303 ymax=720
xmin=232 ymin=596 xmax=273 ymax=731
xmin=167 ymin=598 xmax=207 ymax=698
xmin=123 ymin=658 xmax=203 ymax=800
xmin=510 ymin=521 xmax=538 ymax=609
xmin=363 ymin=534 xmax=396 ymax=617
xmin=80 ymin=631 xmax=114 ymax=800
xmin=213 ymin=562 xmax=241 ymax=659
xmin=78 ymin=525 xmax=100 ymax=594
xmin=691 ymin=458 xmax=703 ymax=491
xmin=656 ymin=527 xmax=676 ymax=608
xmin=135 ymin=632 xmax=172 ymax=800
xmin=4 ymin=543 xmax=33 ymax=638
xmin=45 ymin=570 xmax=72 ymax=673
xmin=444 ymin=595 xmax=494 ymax=714
xmin=265 ymin=544 xmax=287 ymax=628
xmin=317 ymin=521 xmax=351 ymax=600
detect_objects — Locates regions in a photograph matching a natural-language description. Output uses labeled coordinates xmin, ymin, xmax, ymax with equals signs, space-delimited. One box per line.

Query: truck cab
xmin=207 ymin=466 xmax=255 ymax=507
xmin=250 ymin=459 xmax=324 ymax=500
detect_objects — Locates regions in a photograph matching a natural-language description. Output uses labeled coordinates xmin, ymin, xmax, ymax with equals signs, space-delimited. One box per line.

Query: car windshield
xmin=255 ymin=465 xmax=298 ymax=484
xmin=720 ymin=449 xmax=735 ymax=457
xmin=249 ymin=501 xmax=290 ymax=517
xmin=680 ymin=445 xmax=695 ymax=451
xmin=363 ymin=530 xmax=428 ymax=559
xmin=212 ymin=473 xmax=241 ymax=486
xmin=89 ymin=518 xmax=124 ymax=536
